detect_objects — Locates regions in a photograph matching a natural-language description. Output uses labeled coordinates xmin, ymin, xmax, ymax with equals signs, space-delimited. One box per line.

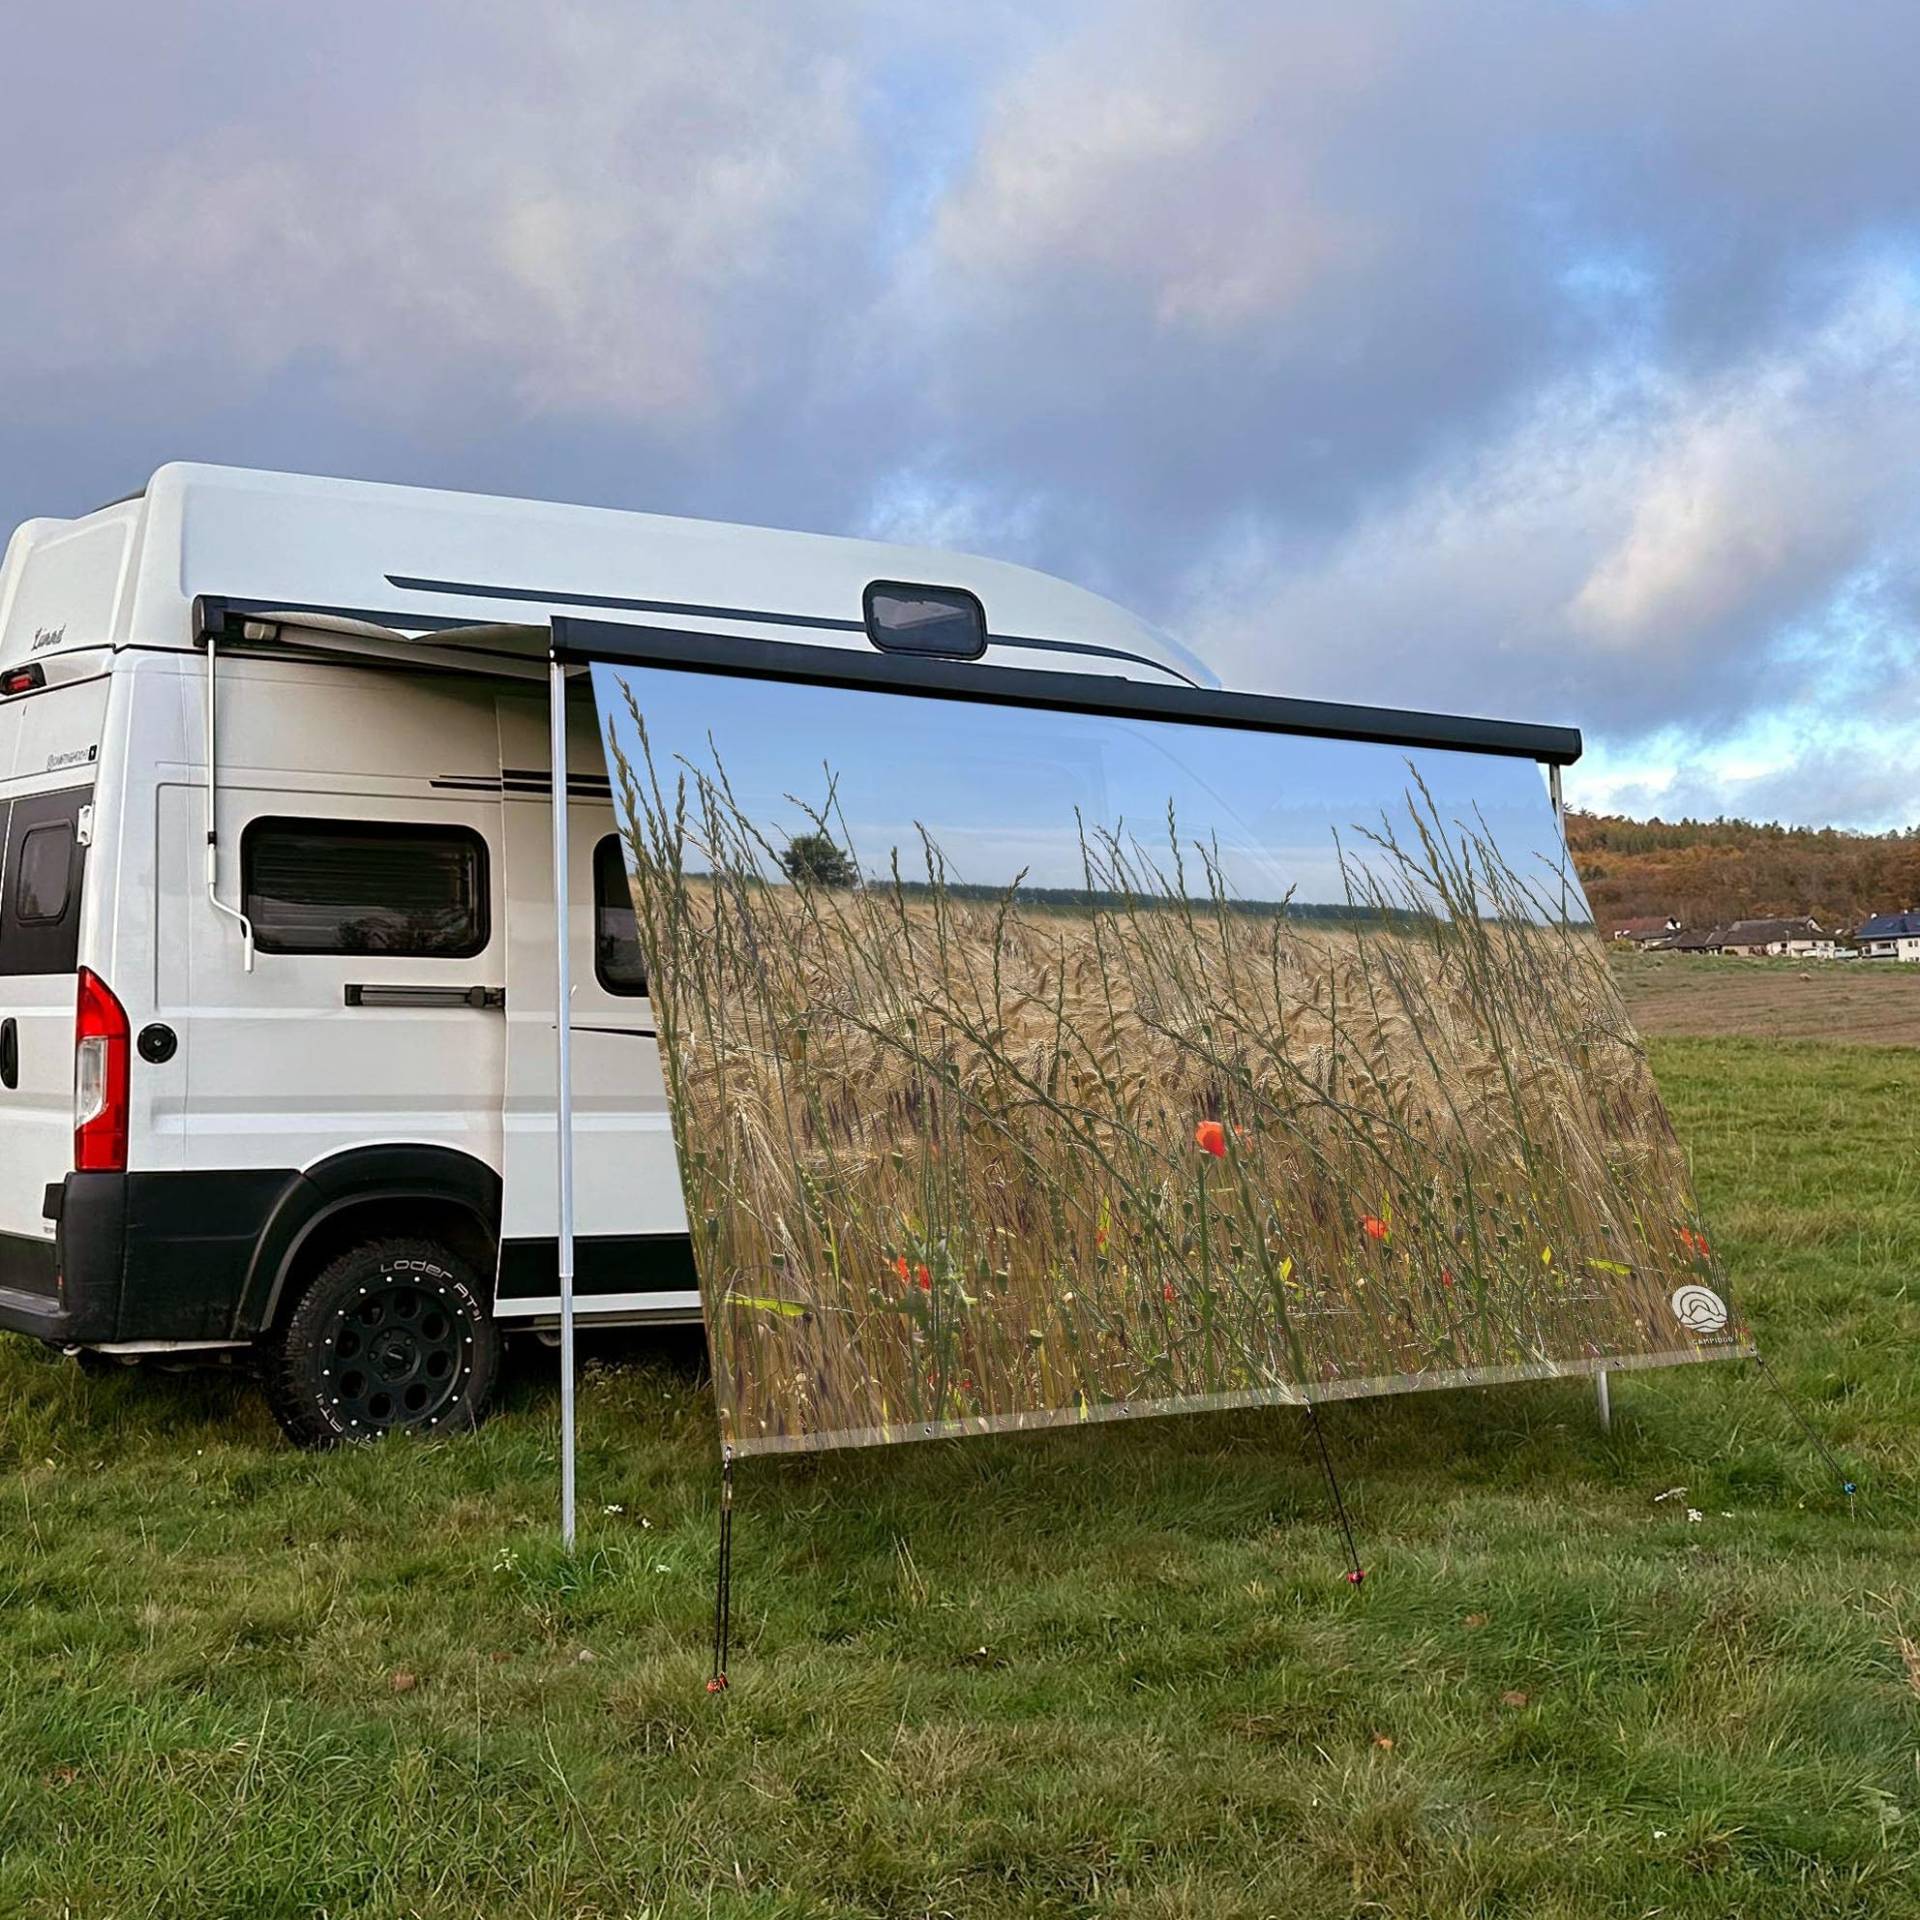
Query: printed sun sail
xmin=592 ymin=659 xmax=1746 ymax=1456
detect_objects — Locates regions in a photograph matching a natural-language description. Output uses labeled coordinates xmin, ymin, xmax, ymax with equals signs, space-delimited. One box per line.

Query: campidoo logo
xmin=1670 ymin=1284 xmax=1729 ymax=1335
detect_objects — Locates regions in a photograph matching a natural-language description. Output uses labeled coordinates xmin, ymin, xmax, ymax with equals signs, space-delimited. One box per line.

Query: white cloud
xmin=930 ymin=8 xmax=1374 ymax=333
xmin=1179 ymin=266 xmax=1920 ymax=759
xmin=6 ymin=2 xmax=875 ymax=426
xmin=1569 ymin=277 xmax=1920 ymax=650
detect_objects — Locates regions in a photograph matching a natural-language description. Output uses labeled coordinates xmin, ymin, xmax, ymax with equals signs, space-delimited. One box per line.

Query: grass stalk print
xmin=606 ymin=679 xmax=1745 ymax=1456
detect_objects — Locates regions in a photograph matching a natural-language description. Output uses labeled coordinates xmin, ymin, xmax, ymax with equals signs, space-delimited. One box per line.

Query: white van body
xmin=0 ymin=464 xmax=1209 ymax=1429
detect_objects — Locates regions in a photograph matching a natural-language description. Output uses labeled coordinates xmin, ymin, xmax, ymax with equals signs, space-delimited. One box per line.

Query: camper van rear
xmin=0 ymin=464 xmax=1209 ymax=1442
xmin=0 ymin=662 xmax=111 ymax=1332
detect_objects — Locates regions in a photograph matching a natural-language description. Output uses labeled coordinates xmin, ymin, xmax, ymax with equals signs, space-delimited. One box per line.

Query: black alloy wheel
xmin=326 ymin=1274 xmax=467 ymax=1431
xmin=264 ymin=1236 xmax=500 ymax=1447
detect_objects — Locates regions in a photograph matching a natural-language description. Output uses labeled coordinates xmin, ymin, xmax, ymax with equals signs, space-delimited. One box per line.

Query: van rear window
xmin=243 ymin=818 xmax=489 ymax=957
xmin=15 ymin=822 xmax=73 ymax=923
xmin=0 ymin=788 xmax=89 ymax=975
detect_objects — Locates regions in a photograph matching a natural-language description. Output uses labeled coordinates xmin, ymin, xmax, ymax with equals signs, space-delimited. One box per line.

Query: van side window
xmin=0 ymin=788 xmax=88 ymax=976
xmin=593 ymin=834 xmax=647 ymax=996
xmin=14 ymin=823 xmax=74 ymax=923
xmin=243 ymin=818 xmax=489 ymax=958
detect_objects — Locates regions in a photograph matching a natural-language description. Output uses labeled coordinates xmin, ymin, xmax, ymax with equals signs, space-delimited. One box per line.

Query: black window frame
xmin=241 ymin=815 xmax=492 ymax=960
xmin=862 ymin=580 xmax=990 ymax=662
xmin=0 ymin=787 xmax=90 ymax=977
xmin=592 ymin=832 xmax=648 ymax=997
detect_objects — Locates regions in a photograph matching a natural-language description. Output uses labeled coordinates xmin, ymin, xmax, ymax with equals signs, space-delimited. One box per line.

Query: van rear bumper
xmin=0 ymin=1228 xmax=88 ymax=1339
xmin=0 ymin=1170 xmax=294 ymax=1346
xmin=0 ymin=1177 xmax=128 ymax=1343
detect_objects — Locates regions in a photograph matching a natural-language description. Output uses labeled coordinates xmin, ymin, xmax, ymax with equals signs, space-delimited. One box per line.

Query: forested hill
xmin=1567 ymin=811 xmax=1920 ymax=930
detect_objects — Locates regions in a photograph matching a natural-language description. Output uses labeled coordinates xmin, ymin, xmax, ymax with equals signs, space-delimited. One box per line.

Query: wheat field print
xmin=593 ymin=664 xmax=1748 ymax=1457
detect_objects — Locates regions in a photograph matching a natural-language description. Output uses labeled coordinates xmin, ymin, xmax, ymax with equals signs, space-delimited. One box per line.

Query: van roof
xmin=0 ymin=463 xmax=1214 ymax=687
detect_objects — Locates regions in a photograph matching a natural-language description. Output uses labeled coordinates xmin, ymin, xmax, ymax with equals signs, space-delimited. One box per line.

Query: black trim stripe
xmin=429 ymin=774 xmax=616 ymax=798
xmin=497 ymin=1232 xmax=697 ymax=1300
xmin=1001 ymin=629 xmax=1204 ymax=674
xmin=501 ymin=767 xmax=614 ymax=796
xmin=385 ymin=572 xmax=1203 ymax=686
xmin=392 ymin=571 xmax=866 ymax=633
xmin=553 ymin=619 xmax=1583 ymax=765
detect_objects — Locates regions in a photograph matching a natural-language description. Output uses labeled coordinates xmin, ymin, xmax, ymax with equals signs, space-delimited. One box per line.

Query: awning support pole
xmin=549 ymin=655 xmax=577 ymax=1551
xmin=1549 ymin=759 xmax=1610 ymax=1433
xmin=1548 ymin=761 xmax=1569 ymax=926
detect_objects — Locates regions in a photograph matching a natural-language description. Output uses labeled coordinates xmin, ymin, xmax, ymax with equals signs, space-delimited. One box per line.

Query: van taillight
xmin=74 ymin=968 xmax=130 ymax=1173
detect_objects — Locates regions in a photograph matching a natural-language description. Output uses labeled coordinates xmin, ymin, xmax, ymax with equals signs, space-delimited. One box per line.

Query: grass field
xmin=2 ymin=1024 xmax=1917 ymax=1915
xmin=1613 ymin=947 xmax=1920 ymax=1047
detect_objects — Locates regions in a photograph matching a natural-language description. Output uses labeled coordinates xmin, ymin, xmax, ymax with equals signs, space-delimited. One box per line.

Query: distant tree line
xmin=874 ymin=877 xmax=1583 ymax=930
xmin=771 ymin=834 xmax=1592 ymax=930
xmin=1567 ymin=811 xmax=1920 ymax=929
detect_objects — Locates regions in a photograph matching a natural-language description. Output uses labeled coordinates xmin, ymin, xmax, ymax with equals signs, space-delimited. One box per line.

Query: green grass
xmin=2 ymin=1034 xmax=1917 ymax=1917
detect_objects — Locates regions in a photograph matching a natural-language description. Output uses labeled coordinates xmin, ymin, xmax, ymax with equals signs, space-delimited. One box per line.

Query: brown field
xmin=607 ymin=692 xmax=1741 ymax=1455
xmin=1611 ymin=947 xmax=1920 ymax=1046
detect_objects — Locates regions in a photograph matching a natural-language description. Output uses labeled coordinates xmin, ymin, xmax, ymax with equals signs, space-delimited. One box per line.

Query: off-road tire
xmin=264 ymin=1236 xmax=499 ymax=1447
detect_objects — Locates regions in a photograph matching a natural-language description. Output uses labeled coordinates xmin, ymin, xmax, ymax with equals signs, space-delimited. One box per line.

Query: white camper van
xmin=0 ymin=464 xmax=1212 ymax=1442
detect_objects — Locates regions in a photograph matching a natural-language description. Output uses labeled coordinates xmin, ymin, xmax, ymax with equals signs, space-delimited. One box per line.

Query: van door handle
xmin=0 ymin=1019 xmax=16 ymax=1091
xmin=343 ymin=984 xmax=506 ymax=1009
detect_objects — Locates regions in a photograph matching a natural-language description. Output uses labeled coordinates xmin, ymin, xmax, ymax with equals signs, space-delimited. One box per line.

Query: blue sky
xmin=6 ymin=3 xmax=1919 ymax=830
xmin=595 ymin=662 xmax=1576 ymax=913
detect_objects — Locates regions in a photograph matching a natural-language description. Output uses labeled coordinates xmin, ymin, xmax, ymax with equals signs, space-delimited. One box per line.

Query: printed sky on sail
xmin=593 ymin=661 xmax=1748 ymax=1456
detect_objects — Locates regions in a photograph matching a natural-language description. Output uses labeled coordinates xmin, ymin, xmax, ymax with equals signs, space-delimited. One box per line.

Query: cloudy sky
xmin=6 ymin=2 xmax=1918 ymax=828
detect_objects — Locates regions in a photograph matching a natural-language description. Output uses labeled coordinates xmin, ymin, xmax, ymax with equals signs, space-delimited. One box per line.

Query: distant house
xmin=1715 ymin=916 xmax=1839 ymax=959
xmin=1657 ymin=926 xmax=1725 ymax=954
xmin=1856 ymin=910 xmax=1920 ymax=962
xmin=1610 ymin=915 xmax=1680 ymax=945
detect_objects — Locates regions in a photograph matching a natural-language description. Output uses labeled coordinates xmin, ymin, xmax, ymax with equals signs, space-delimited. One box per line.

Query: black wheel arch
xmin=236 ymin=1145 xmax=502 ymax=1337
